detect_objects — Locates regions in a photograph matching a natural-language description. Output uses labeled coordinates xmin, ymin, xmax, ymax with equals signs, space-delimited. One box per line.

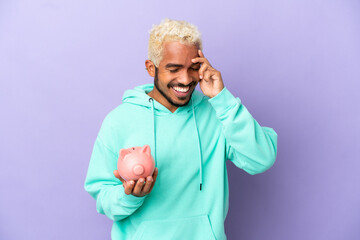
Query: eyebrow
xmin=165 ymin=63 xmax=184 ymax=69
xmin=165 ymin=63 xmax=200 ymax=69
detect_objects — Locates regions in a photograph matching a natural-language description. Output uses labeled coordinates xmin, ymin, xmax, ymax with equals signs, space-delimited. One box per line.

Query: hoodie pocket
xmin=132 ymin=214 xmax=216 ymax=240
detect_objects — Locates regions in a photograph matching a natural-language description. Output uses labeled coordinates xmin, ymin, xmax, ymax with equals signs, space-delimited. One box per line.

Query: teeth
xmin=172 ymin=86 xmax=189 ymax=92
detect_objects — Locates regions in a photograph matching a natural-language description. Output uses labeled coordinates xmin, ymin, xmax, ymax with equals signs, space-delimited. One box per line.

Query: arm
xmin=192 ymin=49 xmax=278 ymax=174
xmin=208 ymin=87 xmax=278 ymax=175
xmin=84 ymin=120 xmax=146 ymax=221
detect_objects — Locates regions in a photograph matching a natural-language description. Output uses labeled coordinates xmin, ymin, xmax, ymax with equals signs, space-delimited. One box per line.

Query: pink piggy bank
xmin=117 ymin=144 xmax=155 ymax=181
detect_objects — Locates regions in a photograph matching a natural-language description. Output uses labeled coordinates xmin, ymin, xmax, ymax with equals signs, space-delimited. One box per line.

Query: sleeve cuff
xmin=208 ymin=87 xmax=241 ymax=117
xmin=117 ymin=185 xmax=147 ymax=205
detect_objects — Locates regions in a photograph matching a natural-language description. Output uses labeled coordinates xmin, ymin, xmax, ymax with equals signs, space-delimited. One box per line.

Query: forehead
xmin=160 ymin=41 xmax=199 ymax=65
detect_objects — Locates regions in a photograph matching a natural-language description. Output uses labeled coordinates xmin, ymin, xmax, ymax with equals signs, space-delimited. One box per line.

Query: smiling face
xmin=145 ymin=41 xmax=201 ymax=113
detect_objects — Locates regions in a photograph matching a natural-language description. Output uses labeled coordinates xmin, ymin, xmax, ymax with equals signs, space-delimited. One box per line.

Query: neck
xmin=147 ymin=89 xmax=178 ymax=113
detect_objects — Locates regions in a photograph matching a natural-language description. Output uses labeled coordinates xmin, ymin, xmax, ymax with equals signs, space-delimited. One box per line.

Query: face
xmin=147 ymin=41 xmax=201 ymax=112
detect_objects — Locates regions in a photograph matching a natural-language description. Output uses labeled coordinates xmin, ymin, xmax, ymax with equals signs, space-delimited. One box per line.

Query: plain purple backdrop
xmin=1 ymin=0 xmax=359 ymax=239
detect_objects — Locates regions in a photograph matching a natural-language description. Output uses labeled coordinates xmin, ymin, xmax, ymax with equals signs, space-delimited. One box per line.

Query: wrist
xmin=209 ymin=86 xmax=225 ymax=98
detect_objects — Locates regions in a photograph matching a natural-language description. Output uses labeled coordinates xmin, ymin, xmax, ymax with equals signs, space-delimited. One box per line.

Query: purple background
xmin=1 ymin=1 xmax=359 ymax=239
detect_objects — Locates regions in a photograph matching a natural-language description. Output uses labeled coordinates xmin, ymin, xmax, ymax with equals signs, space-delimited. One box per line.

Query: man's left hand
xmin=192 ymin=49 xmax=224 ymax=98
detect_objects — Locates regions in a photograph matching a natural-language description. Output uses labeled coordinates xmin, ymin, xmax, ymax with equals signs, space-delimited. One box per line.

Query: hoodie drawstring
xmin=191 ymin=98 xmax=203 ymax=191
xmin=148 ymin=98 xmax=157 ymax=168
xmin=148 ymin=97 xmax=203 ymax=191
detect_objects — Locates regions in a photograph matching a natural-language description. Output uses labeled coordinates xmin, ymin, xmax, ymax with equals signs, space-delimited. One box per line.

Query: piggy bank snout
xmin=133 ymin=164 xmax=145 ymax=176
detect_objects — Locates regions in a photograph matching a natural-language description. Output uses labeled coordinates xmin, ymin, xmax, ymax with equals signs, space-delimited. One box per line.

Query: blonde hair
xmin=148 ymin=18 xmax=203 ymax=67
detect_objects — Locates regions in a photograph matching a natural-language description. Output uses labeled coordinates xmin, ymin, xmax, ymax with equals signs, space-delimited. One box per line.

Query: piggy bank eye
xmin=132 ymin=147 xmax=135 ymax=150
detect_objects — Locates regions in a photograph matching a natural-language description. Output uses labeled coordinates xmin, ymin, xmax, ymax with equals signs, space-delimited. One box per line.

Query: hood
xmin=122 ymin=83 xmax=205 ymax=115
xmin=122 ymin=83 xmax=205 ymax=191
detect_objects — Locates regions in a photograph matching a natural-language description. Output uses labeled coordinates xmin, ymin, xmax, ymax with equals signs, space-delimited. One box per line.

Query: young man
xmin=84 ymin=18 xmax=278 ymax=240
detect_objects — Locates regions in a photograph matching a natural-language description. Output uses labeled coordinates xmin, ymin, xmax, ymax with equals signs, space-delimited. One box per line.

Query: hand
xmin=192 ymin=49 xmax=224 ymax=98
xmin=113 ymin=168 xmax=158 ymax=197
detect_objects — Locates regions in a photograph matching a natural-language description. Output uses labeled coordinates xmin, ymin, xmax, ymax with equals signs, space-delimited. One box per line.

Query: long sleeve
xmin=84 ymin=120 xmax=146 ymax=221
xmin=208 ymin=87 xmax=278 ymax=175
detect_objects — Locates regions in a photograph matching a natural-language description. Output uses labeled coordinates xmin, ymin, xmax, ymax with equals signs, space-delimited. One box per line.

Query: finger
xmin=142 ymin=175 xmax=153 ymax=193
xmin=192 ymin=50 xmax=211 ymax=67
xmin=198 ymin=63 xmax=209 ymax=80
xmin=113 ymin=170 xmax=120 ymax=179
xmin=149 ymin=168 xmax=159 ymax=193
xmin=124 ymin=180 xmax=135 ymax=195
xmin=132 ymin=178 xmax=146 ymax=195
xmin=203 ymin=70 xmax=213 ymax=82
xmin=191 ymin=57 xmax=208 ymax=64
xmin=113 ymin=170 xmax=125 ymax=184
xmin=152 ymin=168 xmax=158 ymax=182
xmin=198 ymin=49 xmax=205 ymax=58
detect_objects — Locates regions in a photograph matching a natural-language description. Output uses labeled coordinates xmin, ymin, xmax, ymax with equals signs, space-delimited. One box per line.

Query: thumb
xmin=113 ymin=170 xmax=125 ymax=184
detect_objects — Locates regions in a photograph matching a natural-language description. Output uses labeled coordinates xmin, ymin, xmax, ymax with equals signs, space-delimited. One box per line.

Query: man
xmin=84 ymin=18 xmax=278 ymax=240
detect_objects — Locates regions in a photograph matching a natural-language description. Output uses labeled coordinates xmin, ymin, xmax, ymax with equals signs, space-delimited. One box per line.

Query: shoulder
xmin=103 ymin=102 xmax=146 ymax=127
xmin=191 ymin=90 xmax=219 ymax=121
xmin=192 ymin=89 xmax=211 ymax=108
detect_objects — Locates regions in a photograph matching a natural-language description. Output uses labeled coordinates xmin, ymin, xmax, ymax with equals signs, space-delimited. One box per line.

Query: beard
xmin=153 ymin=67 xmax=194 ymax=108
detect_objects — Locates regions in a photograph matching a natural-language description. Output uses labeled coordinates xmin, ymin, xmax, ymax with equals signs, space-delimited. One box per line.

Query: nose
xmin=177 ymin=72 xmax=194 ymax=86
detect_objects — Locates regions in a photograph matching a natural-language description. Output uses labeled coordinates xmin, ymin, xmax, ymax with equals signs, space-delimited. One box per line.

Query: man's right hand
xmin=113 ymin=168 xmax=158 ymax=197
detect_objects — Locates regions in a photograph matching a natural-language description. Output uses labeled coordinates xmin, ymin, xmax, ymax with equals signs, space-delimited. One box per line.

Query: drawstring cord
xmin=148 ymin=97 xmax=203 ymax=191
xmin=148 ymin=98 xmax=157 ymax=168
xmin=192 ymin=98 xmax=203 ymax=191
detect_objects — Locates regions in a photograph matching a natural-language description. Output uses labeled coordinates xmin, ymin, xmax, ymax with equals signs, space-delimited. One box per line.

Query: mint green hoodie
xmin=84 ymin=83 xmax=278 ymax=240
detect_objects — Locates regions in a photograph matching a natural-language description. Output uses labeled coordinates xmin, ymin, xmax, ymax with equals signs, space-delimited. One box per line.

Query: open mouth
xmin=171 ymin=85 xmax=191 ymax=97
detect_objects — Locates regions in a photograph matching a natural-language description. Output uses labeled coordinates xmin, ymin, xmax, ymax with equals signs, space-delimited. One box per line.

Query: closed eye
xmin=168 ymin=65 xmax=199 ymax=73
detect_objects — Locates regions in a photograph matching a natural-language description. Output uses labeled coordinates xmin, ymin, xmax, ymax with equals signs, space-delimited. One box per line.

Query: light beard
xmin=154 ymin=67 xmax=194 ymax=108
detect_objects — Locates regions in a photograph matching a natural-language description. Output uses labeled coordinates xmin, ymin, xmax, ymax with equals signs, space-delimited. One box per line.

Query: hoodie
xmin=84 ymin=83 xmax=278 ymax=240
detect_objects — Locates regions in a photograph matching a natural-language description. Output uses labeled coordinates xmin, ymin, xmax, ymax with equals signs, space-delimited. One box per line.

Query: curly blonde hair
xmin=148 ymin=18 xmax=203 ymax=67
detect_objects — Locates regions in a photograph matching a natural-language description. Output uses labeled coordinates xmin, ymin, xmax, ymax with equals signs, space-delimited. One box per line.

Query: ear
xmin=119 ymin=148 xmax=131 ymax=160
xmin=145 ymin=60 xmax=156 ymax=77
xmin=141 ymin=145 xmax=151 ymax=155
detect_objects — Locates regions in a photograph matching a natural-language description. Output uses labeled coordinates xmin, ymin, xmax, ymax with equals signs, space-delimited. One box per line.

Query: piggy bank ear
xmin=141 ymin=145 xmax=151 ymax=155
xmin=119 ymin=148 xmax=131 ymax=160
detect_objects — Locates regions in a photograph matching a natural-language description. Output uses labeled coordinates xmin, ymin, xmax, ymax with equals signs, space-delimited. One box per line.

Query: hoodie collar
xmin=122 ymin=83 xmax=204 ymax=115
